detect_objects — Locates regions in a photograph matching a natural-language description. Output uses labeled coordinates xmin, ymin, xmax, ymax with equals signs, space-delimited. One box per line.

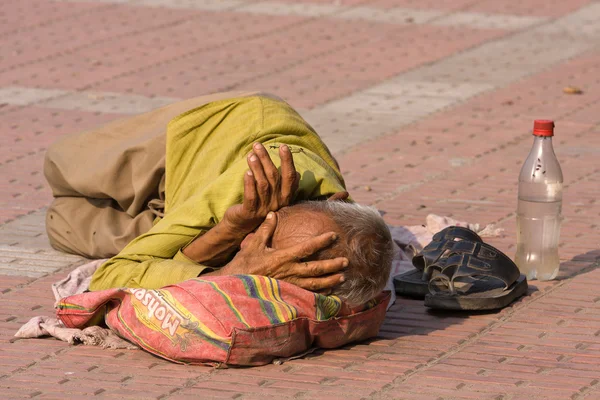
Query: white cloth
xmin=15 ymin=259 xmax=135 ymax=348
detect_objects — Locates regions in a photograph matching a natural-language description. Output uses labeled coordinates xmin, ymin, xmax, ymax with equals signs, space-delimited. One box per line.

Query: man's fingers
xmin=279 ymin=145 xmax=297 ymax=204
xmin=291 ymin=273 xmax=346 ymax=292
xmin=243 ymin=170 xmax=258 ymax=211
xmin=327 ymin=191 xmax=350 ymax=202
xmin=250 ymin=212 xmax=278 ymax=248
xmin=247 ymin=150 xmax=269 ymax=197
xmin=282 ymin=231 xmax=338 ymax=261
xmin=292 ymin=258 xmax=348 ymax=278
xmin=252 ymin=143 xmax=279 ymax=191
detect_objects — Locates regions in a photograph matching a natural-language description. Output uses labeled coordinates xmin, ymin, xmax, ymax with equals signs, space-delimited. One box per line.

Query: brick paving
xmin=1 ymin=0 xmax=600 ymax=398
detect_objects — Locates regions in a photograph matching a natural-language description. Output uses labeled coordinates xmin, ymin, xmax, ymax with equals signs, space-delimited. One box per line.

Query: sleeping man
xmin=44 ymin=92 xmax=394 ymax=306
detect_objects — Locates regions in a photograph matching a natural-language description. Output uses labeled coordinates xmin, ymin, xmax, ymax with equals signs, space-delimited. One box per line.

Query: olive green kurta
xmin=89 ymin=95 xmax=346 ymax=290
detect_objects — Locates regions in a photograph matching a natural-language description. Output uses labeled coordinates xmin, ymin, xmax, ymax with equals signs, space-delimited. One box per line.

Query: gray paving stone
xmin=237 ymin=1 xmax=341 ymax=17
xmin=398 ymin=34 xmax=592 ymax=85
xmin=0 ymin=210 xmax=46 ymax=228
xmin=43 ymin=91 xmax=179 ymax=114
xmin=0 ymin=231 xmax=44 ymax=242
xmin=0 ymin=245 xmax=42 ymax=254
xmin=362 ymin=81 xmax=495 ymax=99
xmin=0 ymin=211 xmax=84 ymax=278
xmin=0 ymin=261 xmax=63 ymax=270
xmin=0 ymin=211 xmax=52 ymax=250
xmin=54 ymin=0 xmax=245 ymax=10
xmin=0 ymin=87 xmax=179 ymax=114
xmin=2 ymin=224 xmax=45 ymax=233
xmin=0 ymin=268 xmax=48 ymax=278
xmin=317 ymin=93 xmax=455 ymax=117
xmin=137 ymin=0 xmax=245 ymax=10
xmin=432 ymin=12 xmax=547 ymax=30
xmin=301 ymin=103 xmax=430 ymax=155
xmin=0 ymin=248 xmax=82 ymax=278
xmin=0 ymin=87 xmax=68 ymax=106
xmin=336 ymin=6 xmax=443 ymax=25
xmin=4 ymin=252 xmax=80 ymax=263
xmin=534 ymin=3 xmax=600 ymax=39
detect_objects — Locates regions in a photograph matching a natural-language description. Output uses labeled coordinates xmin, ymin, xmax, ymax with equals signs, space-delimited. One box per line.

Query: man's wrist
xmin=219 ymin=217 xmax=256 ymax=239
xmin=182 ymin=220 xmax=246 ymax=264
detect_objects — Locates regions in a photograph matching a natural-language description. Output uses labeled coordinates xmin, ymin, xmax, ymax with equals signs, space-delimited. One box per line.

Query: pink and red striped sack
xmin=56 ymin=275 xmax=389 ymax=366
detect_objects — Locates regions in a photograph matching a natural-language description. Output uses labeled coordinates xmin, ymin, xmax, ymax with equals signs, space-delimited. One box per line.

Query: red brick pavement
xmin=0 ymin=0 xmax=107 ymax=37
xmin=1 ymin=0 xmax=600 ymax=399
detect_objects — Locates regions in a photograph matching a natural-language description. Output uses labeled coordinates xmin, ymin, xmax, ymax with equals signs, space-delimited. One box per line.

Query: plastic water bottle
xmin=514 ymin=120 xmax=563 ymax=281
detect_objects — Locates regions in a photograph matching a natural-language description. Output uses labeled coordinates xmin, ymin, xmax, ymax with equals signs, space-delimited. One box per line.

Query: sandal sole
xmin=393 ymin=270 xmax=428 ymax=299
xmin=423 ymin=275 xmax=528 ymax=311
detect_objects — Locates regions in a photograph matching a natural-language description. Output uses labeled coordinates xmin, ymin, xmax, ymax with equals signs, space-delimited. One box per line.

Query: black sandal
xmin=424 ymin=240 xmax=528 ymax=311
xmin=394 ymin=226 xmax=483 ymax=299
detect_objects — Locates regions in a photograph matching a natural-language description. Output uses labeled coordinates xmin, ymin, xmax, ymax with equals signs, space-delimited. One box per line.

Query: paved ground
xmin=1 ymin=0 xmax=600 ymax=398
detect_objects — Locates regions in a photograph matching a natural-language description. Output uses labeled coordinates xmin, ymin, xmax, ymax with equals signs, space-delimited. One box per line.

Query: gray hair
xmin=293 ymin=201 xmax=395 ymax=306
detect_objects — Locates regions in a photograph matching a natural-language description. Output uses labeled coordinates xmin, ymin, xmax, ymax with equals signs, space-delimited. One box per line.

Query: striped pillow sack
xmin=56 ymin=275 xmax=390 ymax=366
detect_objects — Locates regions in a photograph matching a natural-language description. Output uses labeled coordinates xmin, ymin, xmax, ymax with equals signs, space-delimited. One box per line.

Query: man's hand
xmin=223 ymin=143 xmax=300 ymax=235
xmin=328 ymin=191 xmax=349 ymax=202
xmin=207 ymin=212 xmax=347 ymax=292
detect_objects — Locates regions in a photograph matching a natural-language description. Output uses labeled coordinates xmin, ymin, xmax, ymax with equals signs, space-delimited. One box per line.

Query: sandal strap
xmin=428 ymin=241 xmax=520 ymax=295
xmin=412 ymin=226 xmax=482 ymax=275
xmin=432 ymin=226 xmax=482 ymax=243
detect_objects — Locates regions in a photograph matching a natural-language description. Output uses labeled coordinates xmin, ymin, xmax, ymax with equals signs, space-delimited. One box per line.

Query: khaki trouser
xmin=44 ymin=91 xmax=263 ymax=258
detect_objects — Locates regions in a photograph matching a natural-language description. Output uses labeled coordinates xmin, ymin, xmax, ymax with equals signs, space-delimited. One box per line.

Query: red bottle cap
xmin=533 ymin=120 xmax=554 ymax=137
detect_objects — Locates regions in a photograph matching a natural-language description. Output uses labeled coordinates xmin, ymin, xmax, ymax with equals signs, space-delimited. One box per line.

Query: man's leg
xmin=46 ymin=197 xmax=156 ymax=258
xmin=44 ymin=91 xmax=268 ymax=258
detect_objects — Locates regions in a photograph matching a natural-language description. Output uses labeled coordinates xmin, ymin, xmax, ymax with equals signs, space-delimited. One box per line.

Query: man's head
xmin=271 ymin=201 xmax=395 ymax=306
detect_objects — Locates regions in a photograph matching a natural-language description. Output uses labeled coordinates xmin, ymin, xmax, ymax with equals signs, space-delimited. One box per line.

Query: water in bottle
xmin=514 ymin=120 xmax=563 ymax=281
